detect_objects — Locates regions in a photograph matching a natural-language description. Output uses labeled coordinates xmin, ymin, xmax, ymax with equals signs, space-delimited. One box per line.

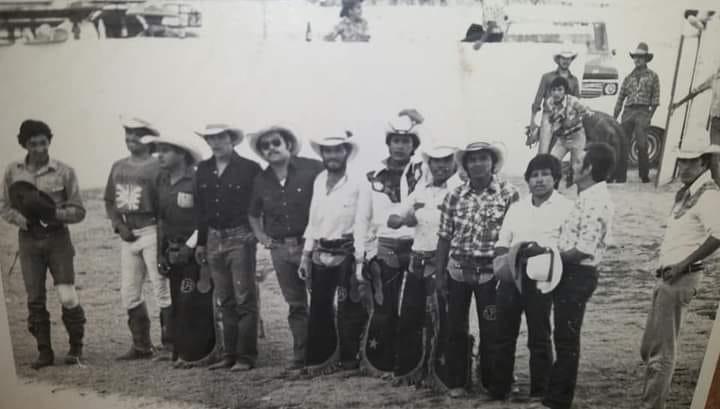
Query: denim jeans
xmin=543 ymin=264 xmax=599 ymax=409
xmin=621 ymin=106 xmax=652 ymax=180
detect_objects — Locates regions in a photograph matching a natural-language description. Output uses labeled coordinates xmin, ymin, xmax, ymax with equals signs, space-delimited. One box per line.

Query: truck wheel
xmin=629 ymin=127 xmax=664 ymax=169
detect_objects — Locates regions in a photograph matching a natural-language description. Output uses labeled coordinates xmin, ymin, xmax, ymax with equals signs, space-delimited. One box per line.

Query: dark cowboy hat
xmin=8 ymin=181 xmax=58 ymax=225
xmin=461 ymin=23 xmax=485 ymax=42
xmin=629 ymin=42 xmax=654 ymax=62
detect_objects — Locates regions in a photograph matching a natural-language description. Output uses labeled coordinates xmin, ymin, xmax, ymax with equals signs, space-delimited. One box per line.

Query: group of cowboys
xmin=2 ymin=44 xmax=720 ymax=409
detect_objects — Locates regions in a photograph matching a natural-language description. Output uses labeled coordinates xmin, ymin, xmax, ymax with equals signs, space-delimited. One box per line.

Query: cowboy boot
xmin=29 ymin=319 xmax=54 ymax=369
xmin=61 ymin=305 xmax=86 ymax=365
xmin=116 ymin=303 xmax=153 ymax=360
xmin=154 ymin=306 xmax=175 ymax=362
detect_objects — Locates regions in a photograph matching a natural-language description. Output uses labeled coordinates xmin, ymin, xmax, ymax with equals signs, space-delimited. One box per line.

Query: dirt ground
xmin=1 ymin=173 xmax=718 ymax=409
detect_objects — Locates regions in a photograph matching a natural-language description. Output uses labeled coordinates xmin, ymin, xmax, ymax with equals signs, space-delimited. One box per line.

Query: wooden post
xmin=655 ymin=34 xmax=685 ymax=188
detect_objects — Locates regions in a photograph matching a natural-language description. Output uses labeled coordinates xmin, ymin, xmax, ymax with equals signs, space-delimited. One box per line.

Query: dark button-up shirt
xmin=532 ymin=69 xmax=581 ymax=113
xmin=157 ymin=167 xmax=196 ymax=246
xmin=249 ymin=156 xmax=323 ymax=240
xmin=195 ymin=152 xmax=262 ymax=246
xmin=614 ymin=66 xmax=660 ymax=116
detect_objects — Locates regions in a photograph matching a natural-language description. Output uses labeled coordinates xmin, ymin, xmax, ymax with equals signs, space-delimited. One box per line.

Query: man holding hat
xmin=485 ymin=154 xmax=572 ymax=402
xmin=105 ymin=117 xmax=169 ymax=361
xmin=529 ymin=46 xmax=581 ymax=153
xmin=529 ymin=142 xmax=616 ymax=409
xmin=435 ymin=141 xmax=519 ymax=397
xmin=353 ymin=109 xmax=426 ymax=376
xmin=614 ymin=42 xmax=661 ymax=183
xmin=248 ymin=126 xmax=323 ymax=371
xmin=386 ymin=144 xmax=459 ymax=385
xmin=1 ymin=119 xmax=87 ymax=369
xmin=639 ymin=145 xmax=720 ymax=409
xmin=193 ymin=124 xmax=262 ymax=371
xmin=299 ymin=130 xmax=367 ymax=374
xmin=141 ymin=134 xmax=215 ymax=366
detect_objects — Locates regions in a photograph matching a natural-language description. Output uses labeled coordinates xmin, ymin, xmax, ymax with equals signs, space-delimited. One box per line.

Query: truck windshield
xmin=504 ymin=21 xmax=609 ymax=53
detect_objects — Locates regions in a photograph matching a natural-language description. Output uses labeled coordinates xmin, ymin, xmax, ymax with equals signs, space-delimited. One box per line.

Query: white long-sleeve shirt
xmin=496 ymin=190 xmax=573 ymax=249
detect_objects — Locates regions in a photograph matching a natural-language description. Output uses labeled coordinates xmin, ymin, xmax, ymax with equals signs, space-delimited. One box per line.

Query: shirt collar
xmin=20 ymin=156 xmax=58 ymax=173
xmin=687 ymin=169 xmax=714 ymax=196
xmin=460 ymin=175 xmax=499 ymax=196
xmin=555 ymin=69 xmax=576 ymax=79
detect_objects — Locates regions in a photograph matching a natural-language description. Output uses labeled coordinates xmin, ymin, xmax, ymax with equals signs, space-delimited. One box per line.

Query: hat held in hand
xmin=8 ymin=181 xmax=58 ymax=226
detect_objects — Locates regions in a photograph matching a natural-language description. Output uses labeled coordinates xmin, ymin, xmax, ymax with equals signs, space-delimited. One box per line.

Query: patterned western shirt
xmin=332 ymin=17 xmax=369 ymax=42
xmin=558 ymin=181 xmax=614 ymax=267
xmin=437 ymin=176 xmax=519 ymax=259
xmin=532 ymin=70 xmax=581 ymax=114
xmin=544 ymin=94 xmax=591 ymax=137
xmin=614 ymin=66 xmax=661 ymax=115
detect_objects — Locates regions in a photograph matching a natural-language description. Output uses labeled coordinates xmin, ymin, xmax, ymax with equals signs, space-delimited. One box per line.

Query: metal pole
xmin=678 ymin=30 xmax=703 ymax=149
xmin=655 ymin=34 xmax=685 ymax=187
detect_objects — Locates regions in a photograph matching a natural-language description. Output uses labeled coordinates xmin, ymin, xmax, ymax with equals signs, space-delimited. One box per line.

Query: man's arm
xmin=613 ymin=76 xmax=628 ymax=119
xmin=353 ymin=176 xmax=374 ymax=281
xmin=0 ymin=166 xmax=28 ymax=230
xmin=671 ymin=71 xmax=716 ymax=110
xmin=649 ymin=72 xmax=660 ymax=118
xmin=248 ymin=176 xmax=272 ymax=249
xmin=103 ymin=163 xmax=123 ymax=230
xmin=663 ymin=236 xmax=720 ymax=283
xmin=56 ymin=166 xmax=86 ymax=224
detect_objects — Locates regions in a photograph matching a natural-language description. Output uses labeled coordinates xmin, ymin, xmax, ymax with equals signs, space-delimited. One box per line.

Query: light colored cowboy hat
xmin=553 ymin=44 xmax=578 ymax=62
xmin=526 ymin=246 xmax=563 ymax=294
xmin=309 ymin=130 xmax=359 ymax=162
xmin=385 ymin=112 xmax=422 ymax=148
xmin=248 ymin=126 xmax=302 ymax=159
xmin=140 ymin=135 xmax=204 ymax=163
xmin=455 ymin=141 xmax=505 ymax=173
xmin=676 ymin=144 xmax=720 ymax=161
xmin=194 ymin=123 xmax=244 ymax=144
xmin=493 ymin=241 xmax=525 ymax=294
xmin=629 ymin=42 xmax=654 ymax=62
xmin=121 ymin=116 xmax=160 ymax=136
xmin=421 ymin=145 xmax=458 ymax=163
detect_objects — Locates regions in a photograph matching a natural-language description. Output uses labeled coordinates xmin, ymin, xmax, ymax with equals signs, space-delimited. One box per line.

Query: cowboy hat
xmin=309 ymin=130 xmax=359 ymax=162
xmin=249 ymin=126 xmax=302 ymax=159
xmin=553 ymin=44 xmax=578 ymax=62
xmin=8 ymin=181 xmax=58 ymax=225
xmin=493 ymin=241 xmax=525 ymax=293
xmin=421 ymin=145 xmax=457 ymax=163
xmin=455 ymin=141 xmax=505 ymax=173
xmin=461 ymin=23 xmax=485 ymax=42
xmin=121 ymin=116 xmax=160 ymax=136
xmin=676 ymin=144 xmax=720 ymax=161
xmin=385 ymin=112 xmax=422 ymax=148
xmin=194 ymin=123 xmax=244 ymax=144
xmin=140 ymin=135 xmax=204 ymax=163
xmin=525 ymin=245 xmax=563 ymax=294
xmin=629 ymin=42 xmax=654 ymax=62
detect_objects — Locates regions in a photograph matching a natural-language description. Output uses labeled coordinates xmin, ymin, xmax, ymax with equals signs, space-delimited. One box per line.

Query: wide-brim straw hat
xmin=629 ymin=42 xmax=654 ymax=62
xmin=194 ymin=123 xmax=244 ymax=145
xmin=248 ymin=126 xmax=302 ymax=159
xmin=309 ymin=130 xmax=359 ymax=162
xmin=493 ymin=242 xmax=525 ymax=294
xmin=526 ymin=246 xmax=563 ymax=294
xmin=121 ymin=116 xmax=160 ymax=136
xmin=140 ymin=135 xmax=204 ymax=163
xmin=455 ymin=141 xmax=505 ymax=173
xmin=421 ymin=145 xmax=458 ymax=164
xmin=676 ymin=144 xmax=720 ymax=160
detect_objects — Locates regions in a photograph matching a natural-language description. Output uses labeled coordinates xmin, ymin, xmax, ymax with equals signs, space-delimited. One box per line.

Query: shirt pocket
xmin=176 ymin=192 xmax=194 ymax=209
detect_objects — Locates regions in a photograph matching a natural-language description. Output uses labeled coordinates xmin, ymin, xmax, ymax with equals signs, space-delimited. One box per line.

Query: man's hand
xmin=195 ymin=246 xmax=208 ymax=265
xmin=387 ymin=215 xmax=405 ymax=229
xmin=168 ymin=245 xmax=193 ymax=265
xmin=405 ymin=213 xmax=419 ymax=228
xmin=116 ymin=224 xmax=138 ymax=242
xmin=17 ymin=214 xmax=29 ymax=231
xmin=257 ymin=233 xmax=274 ymax=249
xmin=298 ymin=253 xmax=312 ymax=280
xmin=473 ymin=40 xmax=484 ymax=50
xmin=660 ymin=262 xmax=688 ymax=284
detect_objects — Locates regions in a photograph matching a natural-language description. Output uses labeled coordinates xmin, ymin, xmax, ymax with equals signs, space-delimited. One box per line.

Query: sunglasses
xmin=259 ymin=139 xmax=283 ymax=151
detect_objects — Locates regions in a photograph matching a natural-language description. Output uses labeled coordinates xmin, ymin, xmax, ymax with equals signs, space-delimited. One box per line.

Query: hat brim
xmin=455 ymin=144 xmax=504 ymax=173
xmin=194 ymin=128 xmax=244 ymax=144
xmin=8 ymin=181 xmax=58 ymax=223
xmin=310 ymin=140 xmax=359 ymax=162
xmin=141 ymin=135 xmax=203 ymax=163
xmin=629 ymin=52 xmax=654 ymax=62
xmin=249 ymin=126 xmax=302 ymax=160
xmin=531 ymin=246 xmax=563 ymax=294
xmin=554 ymin=53 xmax=577 ymax=61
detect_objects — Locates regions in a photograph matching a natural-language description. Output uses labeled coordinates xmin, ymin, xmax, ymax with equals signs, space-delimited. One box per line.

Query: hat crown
xmin=387 ymin=115 xmax=418 ymax=134
xmin=636 ymin=42 xmax=649 ymax=52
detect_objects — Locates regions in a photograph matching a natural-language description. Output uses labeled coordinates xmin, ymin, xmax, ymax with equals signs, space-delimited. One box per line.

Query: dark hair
xmin=582 ymin=142 xmax=616 ymax=182
xmin=259 ymin=129 xmax=295 ymax=153
xmin=340 ymin=0 xmax=361 ymax=17
xmin=525 ymin=154 xmax=562 ymax=189
xmin=462 ymin=149 xmax=497 ymax=173
xmin=549 ymin=76 xmax=570 ymax=93
xmin=17 ymin=119 xmax=53 ymax=148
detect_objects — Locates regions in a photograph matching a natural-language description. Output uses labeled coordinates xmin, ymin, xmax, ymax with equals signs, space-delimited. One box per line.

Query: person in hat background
xmin=483 ymin=154 xmax=572 ymax=402
xmin=471 ymin=0 xmax=508 ymax=50
xmin=353 ymin=109 xmax=426 ymax=376
xmin=638 ymin=145 xmax=720 ymax=409
xmin=670 ymin=63 xmax=720 ymax=187
xmin=141 ymin=135 xmax=215 ymax=367
xmin=248 ymin=126 xmax=324 ymax=371
xmin=298 ymin=129 xmax=368 ymax=374
xmin=0 ymin=119 xmax=87 ymax=369
xmin=529 ymin=47 xmax=581 ymax=153
xmin=104 ymin=117 xmax=170 ymax=361
xmin=613 ymin=42 xmax=661 ymax=183
xmin=528 ymin=142 xmax=616 ymax=409
xmin=542 ymin=76 xmax=595 ymax=187
xmin=324 ymin=0 xmax=370 ymax=42
xmin=193 ymin=124 xmax=262 ymax=372
xmin=385 ymin=144 xmax=459 ymax=386
xmin=434 ymin=141 xmax=519 ymax=397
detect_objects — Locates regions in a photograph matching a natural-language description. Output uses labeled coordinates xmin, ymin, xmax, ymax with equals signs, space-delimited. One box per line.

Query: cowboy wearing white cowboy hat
xmin=139 ymin=134 xmax=215 ymax=367
xmin=193 ymin=122 xmax=263 ymax=372
xmin=434 ymin=140 xmax=520 ymax=397
xmin=639 ymin=145 xmax=720 ymax=409
xmin=385 ymin=144 xmax=461 ymax=386
xmin=298 ymin=129 xmax=369 ymax=374
xmin=248 ymin=125 xmax=324 ymax=371
xmin=105 ymin=116 xmax=170 ymax=361
xmin=482 ymin=154 xmax=572 ymax=403
xmin=353 ymin=108 xmax=426 ymax=377
xmin=614 ymin=42 xmax=661 ymax=183
xmin=528 ymin=43 xmax=581 ymax=151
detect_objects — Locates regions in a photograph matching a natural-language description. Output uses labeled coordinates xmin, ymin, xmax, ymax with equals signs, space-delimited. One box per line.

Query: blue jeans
xmin=621 ymin=106 xmax=651 ymax=180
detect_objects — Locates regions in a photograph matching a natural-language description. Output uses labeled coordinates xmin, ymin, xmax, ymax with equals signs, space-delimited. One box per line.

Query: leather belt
xmin=271 ymin=236 xmax=304 ymax=246
xmin=655 ymin=262 xmax=704 ymax=278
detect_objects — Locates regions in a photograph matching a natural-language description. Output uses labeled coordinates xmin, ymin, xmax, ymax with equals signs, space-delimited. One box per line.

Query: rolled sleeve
xmin=0 ymin=166 xmax=25 ymax=227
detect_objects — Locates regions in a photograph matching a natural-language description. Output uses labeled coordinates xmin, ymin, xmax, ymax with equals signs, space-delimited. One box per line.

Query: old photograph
xmin=1 ymin=0 xmax=719 ymax=408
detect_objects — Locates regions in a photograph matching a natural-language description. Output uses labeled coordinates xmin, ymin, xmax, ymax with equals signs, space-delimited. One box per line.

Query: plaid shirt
xmin=438 ymin=177 xmax=519 ymax=259
xmin=614 ymin=66 xmax=660 ymax=115
xmin=544 ymin=94 xmax=590 ymax=137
